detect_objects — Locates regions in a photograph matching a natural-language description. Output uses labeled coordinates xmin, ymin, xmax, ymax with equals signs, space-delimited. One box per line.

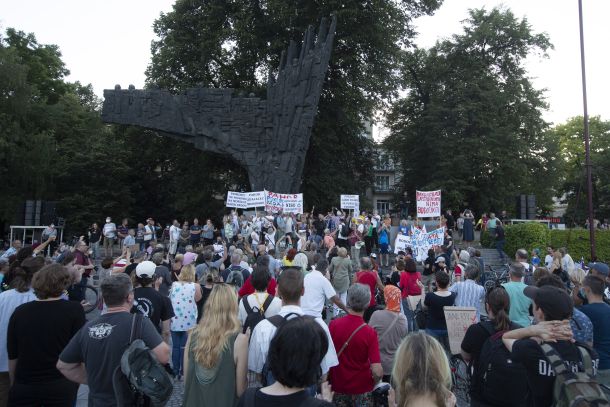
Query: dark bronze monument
xmin=102 ymin=17 xmax=336 ymax=193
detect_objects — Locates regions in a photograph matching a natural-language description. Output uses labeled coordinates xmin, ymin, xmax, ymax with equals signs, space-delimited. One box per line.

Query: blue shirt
xmin=502 ymin=281 xmax=532 ymax=327
xmin=579 ymin=302 xmax=610 ymax=370
xmin=571 ymin=308 xmax=594 ymax=345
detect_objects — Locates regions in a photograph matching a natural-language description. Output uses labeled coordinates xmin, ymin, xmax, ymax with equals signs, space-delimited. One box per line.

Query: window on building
xmin=376 ymin=200 xmax=390 ymax=215
xmin=375 ymin=175 xmax=390 ymax=191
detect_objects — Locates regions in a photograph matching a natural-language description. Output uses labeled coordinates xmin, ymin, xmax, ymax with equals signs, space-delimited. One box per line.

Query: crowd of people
xmin=0 ymin=208 xmax=609 ymax=407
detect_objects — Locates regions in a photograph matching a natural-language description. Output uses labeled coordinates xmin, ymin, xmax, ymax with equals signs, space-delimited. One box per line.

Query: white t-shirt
xmin=103 ymin=222 xmax=116 ymax=239
xmin=238 ymin=292 xmax=282 ymax=325
xmin=301 ymin=270 xmax=337 ymax=318
xmin=544 ymin=254 xmax=553 ymax=268
xmin=250 ymin=231 xmax=260 ymax=247
xmin=144 ymin=225 xmax=155 ymax=241
xmin=169 ymin=225 xmax=181 ymax=242
xmin=0 ymin=289 xmax=37 ymax=371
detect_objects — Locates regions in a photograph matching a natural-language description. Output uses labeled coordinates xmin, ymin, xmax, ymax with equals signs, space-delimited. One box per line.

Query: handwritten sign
xmin=416 ymin=190 xmax=441 ymax=218
xmin=226 ymin=191 xmax=266 ymax=209
xmin=394 ymin=234 xmax=411 ymax=254
xmin=340 ymin=195 xmax=360 ymax=214
xmin=394 ymin=226 xmax=445 ymax=261
xmin=264 ymin=191 xmax=304 ymax=214
xmin=444 ymin=307 xmax=477 ymax=355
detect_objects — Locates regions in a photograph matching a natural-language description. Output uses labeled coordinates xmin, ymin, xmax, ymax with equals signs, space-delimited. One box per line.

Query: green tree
xmin=385 ymin=7 xmax=559 ymax=215
xmin=145 ymin=0 xmax=443 ymax=209
xmin=550 ymin=116 xmax=610 ymax=225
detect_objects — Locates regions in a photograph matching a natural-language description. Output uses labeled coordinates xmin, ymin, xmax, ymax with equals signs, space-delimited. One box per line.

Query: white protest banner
xmin=444 ymin=307 xmax=477 ymax=355
xmin=416 ymin=190 xmax=441 ymax=218
xmin=393 ymin=234 xmax=411 ymax=254
xmin=424 ymin=227 xmax=445 ymax=247
xmin=264 ymin=190 xmax=304 ymax=214
xmin=340 ymin=195 xmax=360 ymax=214
xmin=226 ymin=191 xmax=266 ymax=209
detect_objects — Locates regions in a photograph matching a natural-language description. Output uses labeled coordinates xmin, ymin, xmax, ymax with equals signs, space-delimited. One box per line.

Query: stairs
xmin=478 ymin=248 xmax=508 ymax=270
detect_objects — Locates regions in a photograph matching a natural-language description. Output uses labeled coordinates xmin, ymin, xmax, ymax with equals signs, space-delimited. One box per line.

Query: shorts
xmin=380 ymin=243 xmax=389 ymax=254
xmin=169 ymin=240 xmax=178 ymax=255
xmin=103 ymin=238 xmax=115 ymax=249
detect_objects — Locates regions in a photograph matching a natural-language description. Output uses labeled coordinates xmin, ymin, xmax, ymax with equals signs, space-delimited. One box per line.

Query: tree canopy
xmin=385 ymin=7 xmax=559 ymax=215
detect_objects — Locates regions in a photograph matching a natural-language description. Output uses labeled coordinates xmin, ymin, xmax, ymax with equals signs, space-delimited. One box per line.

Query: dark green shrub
xmin=480 ymin=230 xmax=494 ymax=248
xmin=504 ymin=223 xmax=550 ymax=257
xmin=550 ymin=230 xmax=610 ymax=263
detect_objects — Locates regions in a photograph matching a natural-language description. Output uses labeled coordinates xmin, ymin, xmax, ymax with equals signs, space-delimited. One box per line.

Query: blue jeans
xmin=402 ymin=298 xmax=418 ymax=332
xmin=171 ymin=331 xmax=188 ymax=376
xmin=426 ymin=328 xmax=450 ymax=352
xmin=496 ymin=239 xmax=506 ymax=260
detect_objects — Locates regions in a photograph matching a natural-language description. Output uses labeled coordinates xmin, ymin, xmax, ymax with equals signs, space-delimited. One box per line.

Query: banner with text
xmin=416 ymin=190 xmax=441 ymax=218
xmin=265 ymin=191 xmax=304 ymax=214
xmin=340 ymin=195 xmax=360 ymax=214
xmin=226 ymin=191 xmax=266 ymax=209
xmin=394 ymin=226 xmax=445 ymax=261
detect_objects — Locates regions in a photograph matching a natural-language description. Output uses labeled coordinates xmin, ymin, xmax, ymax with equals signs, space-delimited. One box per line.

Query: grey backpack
xmin=113 ymin=314 xmax=173 ymax=406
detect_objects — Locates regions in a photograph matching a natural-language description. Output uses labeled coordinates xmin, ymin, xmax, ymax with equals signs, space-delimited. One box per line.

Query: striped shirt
xmin=449 ymin=279 xmax=485 ymax=321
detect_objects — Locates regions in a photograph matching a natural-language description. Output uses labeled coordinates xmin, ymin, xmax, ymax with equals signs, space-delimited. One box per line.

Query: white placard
xmin=444 ymin=307 xmax=477 ymax=355
xmin=340 ymin=195 xmax=360 ymax=214
xmin=264 ymin=191 xmax=304 ymax=214
xmin=416 ymin=190 xmax=441 ymax=218
xmin=226 ymin=191 xmax=266 ymax=209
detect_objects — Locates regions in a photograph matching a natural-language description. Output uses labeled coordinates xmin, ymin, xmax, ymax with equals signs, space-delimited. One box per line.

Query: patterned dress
xmin=170 ymin=282 xmax=198 ymax=332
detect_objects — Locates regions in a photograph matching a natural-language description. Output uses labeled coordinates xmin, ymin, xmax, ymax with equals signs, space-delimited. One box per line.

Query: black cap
xmin=524 ymin=285 xmax=573 ymax=321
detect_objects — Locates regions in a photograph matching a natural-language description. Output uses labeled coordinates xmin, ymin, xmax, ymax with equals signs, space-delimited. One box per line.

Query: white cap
xmin=135 ymin=261 xmax=156 ymax=278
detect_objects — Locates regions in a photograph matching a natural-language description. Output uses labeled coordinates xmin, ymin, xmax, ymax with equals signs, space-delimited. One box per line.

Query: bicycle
xmin=82 ymin=284 xmax=100 ymax=314
xmin=449 ymin=353 xmax=471 ymax=405
xmin=483 ymin=264 xmax=509 ymax=292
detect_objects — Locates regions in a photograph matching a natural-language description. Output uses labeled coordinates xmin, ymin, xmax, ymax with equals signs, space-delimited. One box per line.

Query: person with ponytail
xmin=460 ymin=287 xmax=522 ymax=406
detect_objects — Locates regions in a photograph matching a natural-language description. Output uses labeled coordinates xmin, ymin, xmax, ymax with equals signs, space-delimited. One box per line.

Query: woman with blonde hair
xmin=390 ymin=332 xmax=456 ymax=407
xmin=170 ymin=263 xmax=202 ymax=379
xmin=183 ymin=284 xmax=248 ymax=406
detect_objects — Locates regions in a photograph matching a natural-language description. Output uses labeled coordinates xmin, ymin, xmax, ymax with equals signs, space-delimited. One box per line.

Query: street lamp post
xmin=578 ymin=0 xmax=596 ymax=260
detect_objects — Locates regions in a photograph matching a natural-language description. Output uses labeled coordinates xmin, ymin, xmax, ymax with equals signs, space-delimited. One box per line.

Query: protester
xmin=558 ymin=247 xmax=575 ymax=276
xmin=169 ymin=264 xmax=202 ymax=380
xmin=578 ymin=275 xmax=610 ymax=386
xmin=57 ymin=273 xmax=170 ymax=406
xmin=238 ymin=317 xmax=333 ymax=406
xmin=461 ymin=287 xmax=526 ymax=406
xmin=390 ymin=332 xmax=456 ymax=407
xmin=223 ymin=252 xmax=250 ymax=287
xmin=7 ymin=264 xmax=85 ymax=406
xmin=399 ymin=258 xmax=421 ymax=331
xmin=0 ymin=240 xmax=21 ymax=262
xmin=502 ymin=285 xmax=598 ymax=407
xmin=329 ymin=283 xmax=382 ymax=406
xmin=183 ymin=284 xmax=249 ymax=406
xmin=462 ymin=210 xmax=475 ymax=244
xmin=368 ymin=285 xmax=408 ymax=382
xmin=88 ymin=223 xmax=102 ymax=260
xmin=238 ymin=266 xmax=281 ymax=327
xmin=248 ymin=268 xmax=337 ymax=388
xmin=501 ymin=263 xmax=532 ymax=327
xmin=419 ymin=271 xmax=456 ymax=350
xmin=102 ymin=217 xmax=117 ymax=257
xmin=549 ymin=251 xmax=570 ymax=288
xmin=328 ymin=247 xmax=352 ymax=317
xmin=301 ymin=259 xmax=348 ymax=319
xmin=449 ymin=263 xmax=485 ymax=321
xmin=0 ymin=255 xmax=46 ymax=404
xmin=353 ymin=257 xmax=384 ymax=312
xmin=131 ymin=261 xmax=174 ymax=343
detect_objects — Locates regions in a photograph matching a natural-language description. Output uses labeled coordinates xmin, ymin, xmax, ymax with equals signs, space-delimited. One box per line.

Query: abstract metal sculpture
xmin=101 ymin=17 xmax=336 ymax=193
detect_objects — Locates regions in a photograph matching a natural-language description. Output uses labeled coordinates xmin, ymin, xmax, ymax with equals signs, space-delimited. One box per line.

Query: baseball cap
xmin=435 ymin=257 xmax=446 ymax=264
xmin=524 ymin=285 xmax=573 ymax=321
xmin=136 ymin=261 xmax=156 ymax=278
xmin=371 ymin=253 xmax=377 ymax=258
xmin=588 ymin=262 xmax=609 ymax=277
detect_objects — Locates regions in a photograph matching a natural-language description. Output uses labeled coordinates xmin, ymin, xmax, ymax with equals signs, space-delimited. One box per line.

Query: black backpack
xmin=242 ymin=294 xmax=275 ymax=334
xmin=341 ymin=223 xmax=349 ymax=238
xmin=112 ymin=314 xmax=173 ymax=406
xmin=476 ymin=321 xmax=528 ymax=406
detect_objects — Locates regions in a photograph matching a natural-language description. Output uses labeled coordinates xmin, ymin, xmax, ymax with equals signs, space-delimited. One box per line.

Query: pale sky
xmin=1 ymin=0 xmax=608 ymax=132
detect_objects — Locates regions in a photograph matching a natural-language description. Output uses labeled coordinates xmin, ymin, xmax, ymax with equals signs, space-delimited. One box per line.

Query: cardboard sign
xmin=265 ymin=191 xmax=304 ymax=214
xmin=340 ymin=195 xmax=360 ymax=214
xmin=226 ymin=191 xmax=266 ymax=209
xmin=416 ymin=190 xmax=441 ymax=218
xmin=444 ymin=307 xmax=477 ymax=355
